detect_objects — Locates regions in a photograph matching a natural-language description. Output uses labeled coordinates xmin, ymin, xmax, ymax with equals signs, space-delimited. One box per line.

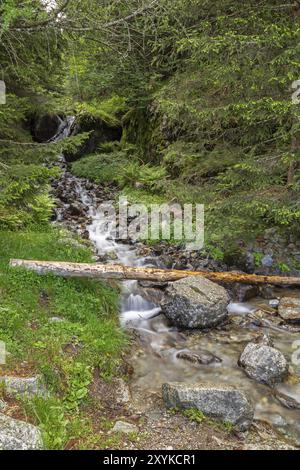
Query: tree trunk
xmin=9 ymin=259 xmax=300 ymax=286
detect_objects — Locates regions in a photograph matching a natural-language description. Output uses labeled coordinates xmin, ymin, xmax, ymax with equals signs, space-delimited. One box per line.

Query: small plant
xmin=278 ymin=262 xmax=291 ymax=273
xmin=63 ymin=362 xmax=93 ymax=411
xmin=253 ymin=252 xmax=264 ymax=267
xmin=183 ymin=408 xmax=206 ymax=424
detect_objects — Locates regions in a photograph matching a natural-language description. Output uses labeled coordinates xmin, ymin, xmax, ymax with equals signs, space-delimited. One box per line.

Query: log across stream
xmin=9 ymin=259 xmax=300 ymax=286
xmin=35 ymin=116 xmax=300 ymax=445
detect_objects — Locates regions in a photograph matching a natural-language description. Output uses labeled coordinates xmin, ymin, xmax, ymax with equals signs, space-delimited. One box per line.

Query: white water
xmin=53 ymin=117 xmax=300 ymax=444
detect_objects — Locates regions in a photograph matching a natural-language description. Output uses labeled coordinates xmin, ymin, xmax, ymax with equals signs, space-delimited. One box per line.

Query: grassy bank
xmin=0 ymin=226 xmax=128 ymax=449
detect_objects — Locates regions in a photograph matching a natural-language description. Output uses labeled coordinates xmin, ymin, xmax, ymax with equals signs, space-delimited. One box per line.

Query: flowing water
xmin=53 ymin=118 xmax=300 ymax=445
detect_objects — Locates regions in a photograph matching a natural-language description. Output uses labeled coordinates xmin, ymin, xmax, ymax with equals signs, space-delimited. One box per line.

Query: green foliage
xmin=183 ymin=407 xmax=234 ymax=433
xmin=183 ymin=408 xmax=206 ymax=424
xmin=71 ymin=151 xmax=131 ymax=184
xmin=24 ymin=396 xmax=69 ymax=450
xmin=0 ymin=227 xmax=127 ymax=449
xmin=62 ymin=362 xmax=93 ymax=411
xmin=75 ymin=96 xmax=127 ymax=127
xmin=119 ymin=162 xmax=167 ymax=192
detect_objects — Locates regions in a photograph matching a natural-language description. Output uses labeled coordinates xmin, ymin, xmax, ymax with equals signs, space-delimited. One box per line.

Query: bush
xmin=71 ymin=151 xmax=131 ymax=184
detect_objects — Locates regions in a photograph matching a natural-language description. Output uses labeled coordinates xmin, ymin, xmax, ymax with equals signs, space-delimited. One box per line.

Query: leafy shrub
xmin=119 ymin=162 xmax=167 ymax=191
xmin=71 ymin=151 xmax=131 ymax=184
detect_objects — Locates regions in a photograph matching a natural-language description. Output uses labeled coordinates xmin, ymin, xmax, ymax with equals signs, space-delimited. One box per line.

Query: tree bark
xmin=9 ymin=259 xmax=300 ymax=286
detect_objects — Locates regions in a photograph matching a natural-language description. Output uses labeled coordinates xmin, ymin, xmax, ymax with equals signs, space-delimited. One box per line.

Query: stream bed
xmin=52 ymin=118 xmax=300 ymax=446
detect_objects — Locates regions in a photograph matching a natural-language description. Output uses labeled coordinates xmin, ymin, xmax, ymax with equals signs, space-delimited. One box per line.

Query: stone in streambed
xmin=273 ymin=390 xmax=300 ymax=410
xmin=162 ymin=382 xmax=253 ymax=431
xmin=176 ymin=349 xmax=222 ymax=366
xmin=0 ymin=413 xmax=43 ymax=450
xmin=161 ymin=276 xmax=229 ymax=329
xmin=238 ymin=340 xmax=288 ymax=386
xmin=278 ymin=297 xmax=300 ymax=323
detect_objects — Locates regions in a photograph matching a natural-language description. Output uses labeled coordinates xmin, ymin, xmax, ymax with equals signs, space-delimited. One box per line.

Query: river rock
xmin=238 ymin=342 xmax=288 ymax=386
xmin=261 ymin=255 xmax=274 ymax=268
xmin=176 ymin=349 xmax=222 ymax=365
xmin=161 ymin=276 xmax=229 ymax=329
xmin=0 ymin=376 xmax=48 ymax=398
xmin=162 ymin=382 xmax=253 ymax=431
xmin=273 ymin=390 xmax=300 ymax=410
xmin=230 ymin=283 xmax=259 ymax=302
xmin=0 ymin=413 xmax=43 ymax=450
xmin=278 ymin=297 xmax=300 ymax=323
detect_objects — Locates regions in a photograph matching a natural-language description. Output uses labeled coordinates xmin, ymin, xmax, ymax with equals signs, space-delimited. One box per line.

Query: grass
xmin=71 ymin=151 xmax=131 ymax=184
xmin=181 ymin=408 xmax=234 ymax=433
xmin=0 ymin=226 xmax=128 ymax=449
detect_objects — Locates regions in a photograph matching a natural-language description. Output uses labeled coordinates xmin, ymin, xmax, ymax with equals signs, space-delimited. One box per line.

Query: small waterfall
xmin=53 ymin=117 xmax=300 ymax=442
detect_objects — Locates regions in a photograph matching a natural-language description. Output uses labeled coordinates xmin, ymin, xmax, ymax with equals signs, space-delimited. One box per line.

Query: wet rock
xmin=259 ymin=284 xmax=275 ymax=299
xmin=138 ymin=280 xmax=168 ymax=289
xmin=230 ymin=283 xmax=259 ymax=302
xmin=273 ymin=390 xmax=300 ymax=410
xmin=269 ymin=299 xmax=280 ymax=309
xmin=161 ymin=276 xmax=229 ymax=329
xmin=162 ymin=382 xmax=253 ymax=431
xmin=141 ymin=287 xmax=165 ymax=304
xmin=0 ymin=376 xmax=48 ymax=398
xmin=112 ymin=421 xmax=138 ymax=434
xmin=33 ymin=113 xmax=61 ymax=142
xmin=106 ymin=250 xmax=118 ymax=261
xmin=261 ymin=255 xmax=274 ymax=268
xmin=238 ymin=341 xmax=288 ymax=386
xmin=0 ymin=413 xmax=43 ymax=450
xmin=176 ymin=349 xmax=222 ymax=366
xmin=67 ymin=203 xmax=85 ymax=217
xmin=278 ymin=297 xmax=300 ymax=323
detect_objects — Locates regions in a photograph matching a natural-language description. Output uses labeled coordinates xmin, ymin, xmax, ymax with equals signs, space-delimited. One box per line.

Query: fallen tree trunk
xmin=9 ymin=259 xmax=300 ymax=286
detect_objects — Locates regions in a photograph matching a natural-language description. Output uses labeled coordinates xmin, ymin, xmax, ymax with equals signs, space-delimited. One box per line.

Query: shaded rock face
xmin=33 ymin=114 xmax=62 ymax=142
xmin=278 ymin=297 xmax=300 ymax=323
xmin=230 ymin=283 xmax=259 ymax=302
xmin=238 ymin=342 xmax=288 ymax=386
xmin=64 ymin=116 xmax=122 ymax=162
xmin=0 ymin=413 xmax=42 ymax=450
xmin=162 ymin=382 xmax=253 ymax=431
xmin=161 ymin=276 xmax=229 ymax=329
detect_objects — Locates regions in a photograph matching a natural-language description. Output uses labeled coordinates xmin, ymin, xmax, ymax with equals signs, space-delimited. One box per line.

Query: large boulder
xmin=64 ymin=115 xmax=122 ymax=162
xmin=0 ymin=413 xmax=43 ymax=450
xmin=238 ymin=341 xmax=288 ymax=386
xmin=278 ymin=297 xmax=300 ymax=323
xmin=162 ymin=382 xmax=253 ymax=431
xmin=33 ymin=113 xmax=62 ymax=142
xmin=161 ymin=276 xmax=229 ymax=329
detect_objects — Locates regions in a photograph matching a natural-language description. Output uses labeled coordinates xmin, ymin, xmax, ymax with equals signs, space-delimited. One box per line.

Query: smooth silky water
xmin=54 ymin=118 xmax=300 ymax=444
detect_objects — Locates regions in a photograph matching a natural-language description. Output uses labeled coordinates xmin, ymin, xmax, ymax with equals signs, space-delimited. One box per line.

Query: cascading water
xmin=52 ymin=117 xmax=300 ymax=445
